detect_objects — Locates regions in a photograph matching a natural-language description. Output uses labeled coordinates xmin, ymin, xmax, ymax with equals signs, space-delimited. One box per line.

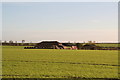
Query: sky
xmin=2 ymin=2 xmax=118 ymax=43
xmin=1 ymin=0 xmax=119 ymax=2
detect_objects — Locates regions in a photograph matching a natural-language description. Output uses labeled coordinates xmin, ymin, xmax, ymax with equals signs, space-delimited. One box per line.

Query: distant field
xmin=2 ymin=46 xmax=118 ymax=78
xmin=96 ymin=43 xmax=118 ymax=47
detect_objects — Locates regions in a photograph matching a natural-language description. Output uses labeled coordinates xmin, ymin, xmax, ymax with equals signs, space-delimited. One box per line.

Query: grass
xmin=2 ymin=46 xmax=118 ymax=78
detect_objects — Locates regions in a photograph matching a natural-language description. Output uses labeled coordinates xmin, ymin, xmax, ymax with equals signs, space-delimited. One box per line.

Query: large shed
xmin=24 ymin=41 xmax=79 ymax=49
xmin=34 ymin=41 xmax=64 ymax=49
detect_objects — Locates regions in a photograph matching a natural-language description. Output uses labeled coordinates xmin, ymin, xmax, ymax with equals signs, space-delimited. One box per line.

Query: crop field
xmin=2 ymin=46 xmax=119 ymax=78
xmin=95 ymin=43 xmax=118 ymax=47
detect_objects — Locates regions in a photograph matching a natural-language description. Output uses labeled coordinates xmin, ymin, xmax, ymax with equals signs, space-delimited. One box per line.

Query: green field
xmin=2 ymin=46 xmax=119 ymax=78
xmin=95 ymin=43 xmax=118 ymax=47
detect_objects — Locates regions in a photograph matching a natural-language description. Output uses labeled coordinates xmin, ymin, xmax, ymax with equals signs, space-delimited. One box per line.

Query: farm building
xmin=81 ymin=44 xmax=100 ymax=50
xmin=35 ymin=41 xmax=64 ymax=49
xmin=24 ymin=41 xmax=77 ymax=49
xmin=24 ymin=41 xmax=119 ymax=50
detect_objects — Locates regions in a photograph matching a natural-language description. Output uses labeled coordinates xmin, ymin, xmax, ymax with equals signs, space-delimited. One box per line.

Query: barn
xmin=24 ymin=41 xmax=67 ymax=49
xmin=24 ymin=41 xmax=79 ymax=49
xmin=34 ymin=41 xmax=64 ymax=49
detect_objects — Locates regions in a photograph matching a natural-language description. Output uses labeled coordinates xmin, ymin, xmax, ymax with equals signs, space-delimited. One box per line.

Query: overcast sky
xmin=2 ymin=2 xmax=118 ymax=43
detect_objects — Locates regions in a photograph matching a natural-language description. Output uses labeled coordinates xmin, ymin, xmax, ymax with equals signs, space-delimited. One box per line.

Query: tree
xmin=87 ymin=41 xmax=96 ymax=45
xmin=76 ymin=43 xmax=82 ymax=49
xmin=22 ymin=40 xmax=25 ymax=46
xmin=22 ymin=40 xmax=25 ymax=43
xmin=9 ymin=40 xmax=13 ymax=46
xmin=88 ymin=41 xmax=92 ymax=44
xmin=3 ymin=40 xmax=7 ymax=43
xmin=15 ymin=41 xmax=17 ymax=43
xmin=9 ymin=40 xmax=13 ymax=43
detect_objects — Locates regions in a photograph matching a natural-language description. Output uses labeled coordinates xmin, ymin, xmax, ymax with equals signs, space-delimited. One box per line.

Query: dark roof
xmin=83 ymin=44 xmax=97 ymax=47
xmin=62 ymin=43 xmax=76 ymax=46
xmin=41 ymin=41 xmax=59 ymax=43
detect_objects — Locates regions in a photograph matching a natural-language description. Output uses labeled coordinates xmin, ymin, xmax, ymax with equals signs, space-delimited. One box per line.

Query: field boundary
xmin=2 ymin=60 xmax=119 ymax=67
xmin=1 ymin=78 xmax=120 ymax=80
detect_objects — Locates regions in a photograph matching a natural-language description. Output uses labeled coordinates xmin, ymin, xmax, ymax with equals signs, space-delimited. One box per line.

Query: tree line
xmin=2 ymin=40 xmax=37 ymax=46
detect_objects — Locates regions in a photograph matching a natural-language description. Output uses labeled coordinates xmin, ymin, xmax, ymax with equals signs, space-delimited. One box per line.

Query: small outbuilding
xmin=81 ymin=44 xmax=98 ymax=50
